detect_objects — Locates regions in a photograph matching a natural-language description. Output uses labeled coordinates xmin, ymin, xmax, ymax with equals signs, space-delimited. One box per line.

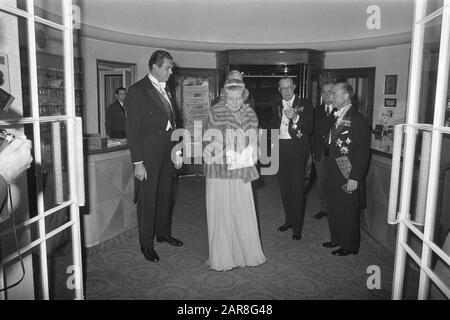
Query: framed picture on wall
xmin=384 ymin=98 xmax=397 ymax=107
xmin=384 ymin=75 xmax=398 ymax=95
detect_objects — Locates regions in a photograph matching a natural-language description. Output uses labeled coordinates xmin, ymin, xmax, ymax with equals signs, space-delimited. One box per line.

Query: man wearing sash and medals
xmin=272 ymin=77 xmax=314 ymax=241
xmin=322 ymin=82 xmax=371 ymax=256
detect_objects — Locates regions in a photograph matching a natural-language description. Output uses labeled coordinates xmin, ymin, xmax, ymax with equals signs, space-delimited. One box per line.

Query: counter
xmin=82 ymin=143 xmax=137 ymax=248
xmin=363 ymin=152 xmax=397 ymax=253
xmin=363 ymin=149 xmax=450 ymax=254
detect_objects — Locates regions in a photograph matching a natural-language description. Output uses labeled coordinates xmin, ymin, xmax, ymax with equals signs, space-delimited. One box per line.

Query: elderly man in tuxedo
xmin=125 ymin=50 xmax=183 ymax=262
xmin=311 ymin=82 xmax=336 ymax=220
xmin=271 ymin=77 xmax=313 ymax=240
xmin=322 ymin=82 xmax=371 ymax=256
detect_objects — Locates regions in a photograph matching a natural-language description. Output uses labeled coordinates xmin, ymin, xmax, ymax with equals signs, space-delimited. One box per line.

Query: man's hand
xmin=174 ymin=154 xmax=183 ymax=170
xmin=134 ymin=163 xmax=147 ymax=181
xmin=283 ymin=107 xmax=296 ymax=119
xmin=346 ymin=179 xmax=358 ymax=192
xmin=0 ymin=137 xmax=33 ymax=184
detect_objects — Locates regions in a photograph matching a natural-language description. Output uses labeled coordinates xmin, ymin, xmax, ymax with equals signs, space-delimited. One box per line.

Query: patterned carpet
xmin=82 ymin=175 xmax=419 ymax=300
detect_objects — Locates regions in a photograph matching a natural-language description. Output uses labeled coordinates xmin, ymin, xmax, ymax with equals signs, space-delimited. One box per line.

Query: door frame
xmin=389 ymin=0 xmax=450 ymax=299
xmin=98 ymin=70 xmax=126 ymax=138
xmin=0 ymin=0 xmax=84 ymax=299
xmin=323 ymin=67 xmax=375 ymax=125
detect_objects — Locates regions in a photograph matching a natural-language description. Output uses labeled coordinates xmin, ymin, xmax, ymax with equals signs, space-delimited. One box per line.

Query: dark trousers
xmin=278 ymin=139 xmax=308 ymax=235
xmin=313 ymin=151 xmax=327 ymax=212
xmin=135 ymin=143 xmax=176 ymax=249
xmin=325 ymin=155 xmax=361 ymax=252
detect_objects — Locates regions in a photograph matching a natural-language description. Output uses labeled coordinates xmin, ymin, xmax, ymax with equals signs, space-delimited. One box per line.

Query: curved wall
xmin=78 ymin=0 xmax=414 ymax=51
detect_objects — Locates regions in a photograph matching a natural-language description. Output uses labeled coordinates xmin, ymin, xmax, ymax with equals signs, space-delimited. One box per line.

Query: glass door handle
xmin=388 ymin=124 xmax=404 ymax=224
xmin=75 ymin=117 xmax=85 ymax=206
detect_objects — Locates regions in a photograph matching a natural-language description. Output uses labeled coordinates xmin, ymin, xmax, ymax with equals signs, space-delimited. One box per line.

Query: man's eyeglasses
xmin=279 ymin=86 xmax=294 ymax=92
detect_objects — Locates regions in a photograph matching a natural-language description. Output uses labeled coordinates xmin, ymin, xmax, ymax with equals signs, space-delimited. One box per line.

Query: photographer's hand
xmin=0 ymin=137 xmax=33 ymax=184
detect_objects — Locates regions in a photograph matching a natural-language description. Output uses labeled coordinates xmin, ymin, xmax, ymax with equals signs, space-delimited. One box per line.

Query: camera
xmin=0 ymin=129 xmax=15 ymax=153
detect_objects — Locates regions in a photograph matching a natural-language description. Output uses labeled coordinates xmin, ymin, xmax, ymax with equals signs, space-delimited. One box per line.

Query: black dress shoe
xmin=322 ymin=241 xmax=339 ymax=248
xmin=277 ymin=224 xmax=292 ymax=232
xmin=313 ymin=211 xmax=327 ymax=220
xmin=331 ymin=248 xmax=358 ymax=256
xmin=292 ymin=233 xmax=302 ymax=240
xmin=141 ymin=247 xmax=159 ymax=262
xmin=156 ymin=236 xmax=183 ymax=246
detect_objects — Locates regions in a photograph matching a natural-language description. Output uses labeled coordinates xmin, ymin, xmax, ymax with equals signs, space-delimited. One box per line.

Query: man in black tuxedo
xmin=271 ymin=77 xmax=313 ymax=240
xmin=311 ymin=82 xmax=335 ymax=220
xmin=105 ymin=87 xmax=127 ymax=139
xmin=125 ymin=50 xmax=183 ymax=262
xmin=322 ymin=82 xmax=371 ymax=256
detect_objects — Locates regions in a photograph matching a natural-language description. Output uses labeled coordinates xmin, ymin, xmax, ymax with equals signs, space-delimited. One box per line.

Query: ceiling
xmin=76 ymin=0 xmax=415 ymax=52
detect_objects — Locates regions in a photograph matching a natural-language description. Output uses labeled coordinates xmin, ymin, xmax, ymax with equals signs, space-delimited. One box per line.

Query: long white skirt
xmin=206 ymin=178 xmax=267 ymax=271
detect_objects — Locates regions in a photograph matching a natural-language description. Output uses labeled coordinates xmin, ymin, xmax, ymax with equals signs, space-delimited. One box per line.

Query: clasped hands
xmin=283 ymin=107 xmax=300 ymax=122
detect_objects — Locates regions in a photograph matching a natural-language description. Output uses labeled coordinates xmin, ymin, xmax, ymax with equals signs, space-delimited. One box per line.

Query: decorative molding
xmin=80 ymin=23 xmax=412 ymax=53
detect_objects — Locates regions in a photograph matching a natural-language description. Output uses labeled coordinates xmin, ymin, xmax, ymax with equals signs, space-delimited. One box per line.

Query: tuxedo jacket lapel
xmin=165 ymin=88 xmax=180 ymax=122
xmin=140 ymin=76 xmax=170 ymax=117
xmin=331 ymin=106 xmax=355 ymax=142
xmin=291 ymin=96 xmax=300 ymax=110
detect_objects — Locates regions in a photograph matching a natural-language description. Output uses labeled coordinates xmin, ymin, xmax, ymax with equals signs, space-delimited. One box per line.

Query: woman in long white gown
xmin=204 ymin=79 xmax=267 ymax=271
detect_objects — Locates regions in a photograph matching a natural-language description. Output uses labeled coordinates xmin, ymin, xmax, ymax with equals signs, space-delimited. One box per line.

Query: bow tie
xmin=336 ymin=108 xmax=349 ymax=119
xmin=282 ymin=100 xmax=293 ymax=108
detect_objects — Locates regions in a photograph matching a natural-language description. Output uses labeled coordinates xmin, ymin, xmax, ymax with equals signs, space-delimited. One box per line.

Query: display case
xmin=19 ymin=49 xmax=85 ymax=223
xmin=20 ymin=49 xmax=84 ymax=117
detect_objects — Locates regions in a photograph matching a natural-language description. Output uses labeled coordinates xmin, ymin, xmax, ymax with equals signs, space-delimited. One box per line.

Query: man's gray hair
xmin=336 ymin=82 xmax=354 ymax=98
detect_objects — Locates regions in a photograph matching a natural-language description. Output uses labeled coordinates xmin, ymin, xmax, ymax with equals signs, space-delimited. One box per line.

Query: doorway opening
xmin=96 ymin=60 xmax=136 ymax=137
xmin=323 ymin=67 xmax=375 ymax=126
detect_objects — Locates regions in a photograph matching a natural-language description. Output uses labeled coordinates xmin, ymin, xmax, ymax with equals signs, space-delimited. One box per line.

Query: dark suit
xmin=271 ymin=97 xmax=314 ymax=235
xmin=311 ymin=104 xmax=335 ymax=212
xmin=125 ymin=76 xmax=181 ymax=250
xmin=325 ymin=105 xmax=371 ymax=252
xmin=105 ymin=100 xmax=127 ymax=138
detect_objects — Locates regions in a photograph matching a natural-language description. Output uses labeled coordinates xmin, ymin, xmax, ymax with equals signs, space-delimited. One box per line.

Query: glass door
xmin=389 ymin=0 xmax=450 ymax=299
xmin=0 ymin=0 xmax=84 ymax=299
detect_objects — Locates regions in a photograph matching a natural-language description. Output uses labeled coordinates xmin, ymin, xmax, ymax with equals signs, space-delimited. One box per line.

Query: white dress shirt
xmin=279 ymin=96 xmax=295 ymax=139
xmin=328 ymin=104 xmax=352 ymax=145
xmin=334 ymin=104 xmax=352 ymax=127
xmin=118 ymin=100 xmax=127 ymax=118
xmin=148 ymin=73 xmax=173 ymax=131
xmin=148 ymin=73 xmax=172 ymax=106
xmin=132 ymin=74 xmax=174 ymax=166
